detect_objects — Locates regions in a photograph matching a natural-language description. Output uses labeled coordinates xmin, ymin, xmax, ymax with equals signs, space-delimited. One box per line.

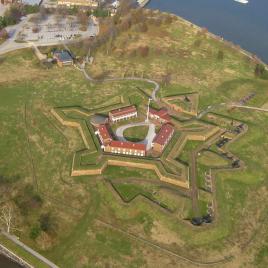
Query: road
xmin=115 ymin=122 xmax=156 ymax=150
xmin=1 ymin=231 xmax=59 ymax=268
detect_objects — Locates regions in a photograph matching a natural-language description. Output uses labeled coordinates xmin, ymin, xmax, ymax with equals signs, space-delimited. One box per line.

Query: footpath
xmin=1 ymin=231 xmax=59 ymax=268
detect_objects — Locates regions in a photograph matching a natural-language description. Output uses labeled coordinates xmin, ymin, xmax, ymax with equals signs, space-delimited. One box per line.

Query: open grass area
xmin=198 ymin=150 xmax=230 ymax=167
xmin=1 ymin=7 xmax=268 ymax=267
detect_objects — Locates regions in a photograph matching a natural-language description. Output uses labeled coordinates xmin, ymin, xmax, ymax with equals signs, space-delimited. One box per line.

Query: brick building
xmin=152 ymin=124 xmax=174 ymax=153
xmin=95 ymin=124 xmax=113 ymax=147
xmin=105 ymin=141 xmax=146 ymax=157
xmin=109 ymin=105 xmax=137 ymax=123
xmin=149 ymin=107 xmax=170 ymax=124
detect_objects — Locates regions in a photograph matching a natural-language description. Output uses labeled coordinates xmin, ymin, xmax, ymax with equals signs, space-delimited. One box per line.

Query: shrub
xmin=14 ymin=184 xmax=43 ymax=215
xmin=137 ymin=22 xmax=148 ymax=33
xmin=193 ymin=39 xmax=202 ymax=48
xmin=39 ymin=212 xmax=57 ymax=234
xmin=217 ymin=50 xmax=224 ymax=61
xmin=0 ymin=174 xmax=20 ymax=184
xmin=138 ymin=46 xmax=149 ymax=58
xmin=255 ymin=64 xmax=268 ymax=79
xmin=30 ymin=225 xmax=41 ymax=240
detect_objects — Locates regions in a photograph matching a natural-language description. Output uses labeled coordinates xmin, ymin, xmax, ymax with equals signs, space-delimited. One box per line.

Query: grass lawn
xmin=123 ymin=125 xmax=149 ymax=142
xmin=197 ymin=150 xmax=230 ymax=167
xmin=177 ymin=140 xmax=203 ymax=164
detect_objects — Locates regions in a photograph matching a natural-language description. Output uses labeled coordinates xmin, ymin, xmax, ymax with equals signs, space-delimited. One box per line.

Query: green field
xmin=1 ymin=8 xmax=268 ymax=268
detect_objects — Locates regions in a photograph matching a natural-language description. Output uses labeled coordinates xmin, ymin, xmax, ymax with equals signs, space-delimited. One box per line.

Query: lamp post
xmin=146 ymin=98 xmax=152 ymax=123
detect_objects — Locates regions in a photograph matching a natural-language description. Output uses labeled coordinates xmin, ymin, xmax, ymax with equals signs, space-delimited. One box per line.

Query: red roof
xmin=109 ymin=140 xmax=146 ymax=151
xmin=110 ymin=106 xmax=137 ymax=118
xmin=149 ymin=108 xmax=170 ymax=122
xmin=153 ymin=124 xmax=174 ymax=146
xmin=97 ymin=124 xmax=112 ymax=142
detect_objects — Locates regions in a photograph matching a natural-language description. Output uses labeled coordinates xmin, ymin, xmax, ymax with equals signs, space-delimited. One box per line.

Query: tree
xmin=136 ymin=22 xmax=148 ymax=33
xmin=254 ymin=64 xmax=265 ymax=78
xmin=0 ymin=16 xmax=8 ymax=30
xmin=77 ymin=11 xmax=89 ymax=27
xmin=0 ymin=205 xmax=14 ymax=233
xmin=138 ymin=46 xmax=149 ymax=57
xmin=4 ymin=4 xmax=23 ymax=25
xmin=161 ymin=72 xmax=172 ymax=86
xmin=30 ymin=224 xmax=41 ymax=240
xmin=39 ymin=212 xmax=56 ymax=234
xmin=193 ymin=39 xmax=202 ymax=48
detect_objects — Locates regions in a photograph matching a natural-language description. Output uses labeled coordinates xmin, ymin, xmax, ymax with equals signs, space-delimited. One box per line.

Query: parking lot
xmin=17 ymin=15 xmax=99 ymax=44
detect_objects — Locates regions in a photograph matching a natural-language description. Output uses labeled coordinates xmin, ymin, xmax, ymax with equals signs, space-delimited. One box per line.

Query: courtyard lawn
xmin=123 ymin=125 xmax=149 ymax=142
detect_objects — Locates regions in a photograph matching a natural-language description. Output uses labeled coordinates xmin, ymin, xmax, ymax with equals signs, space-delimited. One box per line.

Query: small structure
xmin=109 ymin=105 xmax=137 ymax=123
xmin=95 ymin=124 xmax=113 ymax=147
xmin=105 ymin=141 xmax=146 ymax=157
xmin=152 ymin=123 xmax=174 ymax=153
xmin=149 ymin=107 xmax=170 ymax=124
xmin=53 ymin=50 xmax=74 ymax=67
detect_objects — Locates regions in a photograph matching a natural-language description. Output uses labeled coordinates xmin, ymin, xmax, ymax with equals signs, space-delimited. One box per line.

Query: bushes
xmin=0 ymin=174 xmax=21 ymax=184
xmin=30 ymin=225 xmax=41 ymax=240
xmin=30 ymin=212 xmax=57 ymax=240
xmin=39 ymin=212 xmax=57 ymax=234
xmin=138 ymin=46 xmax=149 ymax=57
xmin=14 ymin=184 xmax=43 ymax=215
xmin=217 ymin=50 xmax=224 ymax=61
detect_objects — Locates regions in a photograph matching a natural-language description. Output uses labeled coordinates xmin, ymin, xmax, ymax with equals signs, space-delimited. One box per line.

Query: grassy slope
xmin=0 ymin=9 xmax=268 ymax=267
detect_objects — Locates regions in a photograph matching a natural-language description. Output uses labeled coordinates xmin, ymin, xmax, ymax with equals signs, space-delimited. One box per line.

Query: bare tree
xmin=0 ymin=205 xmax=13 ymax=233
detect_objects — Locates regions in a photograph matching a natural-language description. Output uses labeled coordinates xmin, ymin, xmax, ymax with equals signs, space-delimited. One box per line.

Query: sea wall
xmin=0 ymin=243 xmax=33 ymax=268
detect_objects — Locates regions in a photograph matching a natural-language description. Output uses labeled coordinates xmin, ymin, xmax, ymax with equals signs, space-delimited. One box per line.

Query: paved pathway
xmin=231 ymin=104 xmax=268 ymax=112
xmin=115 ymin=122 xmax=156 ymax=150
xmin=1 ymin=231 xmax=59 ymax=268
xmin=82 ymin=69 xmax=160 ymax=101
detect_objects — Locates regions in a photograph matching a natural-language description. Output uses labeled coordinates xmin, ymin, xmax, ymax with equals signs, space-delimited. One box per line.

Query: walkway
xmin=115 ymin=122 xmax=156 ymax=150
xmin=1 ymin=231 xmax=59 ymax=268
xmin=82 ymin=69 xmax=160 ymax=101
xmin=231 ymin=104 xmax=268 ymax=112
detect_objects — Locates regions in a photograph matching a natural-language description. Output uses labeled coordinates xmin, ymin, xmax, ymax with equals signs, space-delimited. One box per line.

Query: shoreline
xmin=0 ymin=243 xmax=33 ymax=268
xmin=140 ymin=3 xmax=267 ymax=67
xmin=175 ymin=13 xmax=268 ymax=67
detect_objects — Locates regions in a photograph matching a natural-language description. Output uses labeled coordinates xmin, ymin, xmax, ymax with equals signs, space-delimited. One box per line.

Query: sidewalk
xmin=1 ymin=231 xmax=59 ymax=268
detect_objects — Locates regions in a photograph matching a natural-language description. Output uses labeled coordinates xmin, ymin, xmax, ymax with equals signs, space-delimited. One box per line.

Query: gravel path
xmin=115 ymin=122 xmax=156 ymax=150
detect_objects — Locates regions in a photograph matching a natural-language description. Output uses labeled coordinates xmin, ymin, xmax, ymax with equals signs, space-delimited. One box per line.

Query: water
xmin=147 ymin=0 xmax=268 ymax=63
xmin=0 ymin=254 xmax=23 ymax=268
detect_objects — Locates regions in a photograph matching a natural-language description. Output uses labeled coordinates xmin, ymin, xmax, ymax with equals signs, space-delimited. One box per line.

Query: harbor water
xmin=0 ymin=254 xmax=23 ymax=268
